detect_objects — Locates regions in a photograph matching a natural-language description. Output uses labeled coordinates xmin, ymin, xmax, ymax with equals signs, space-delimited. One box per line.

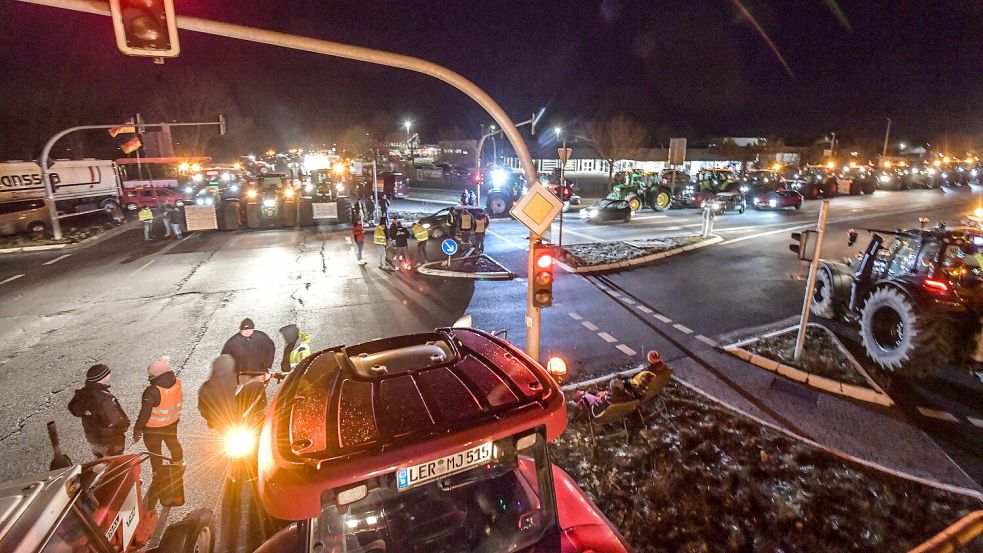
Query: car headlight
xmin=192 ymin=174 xmax=203 ymax=183
xmin=588 ymin=209 xmax=598 ymax=218
xmin=928 ymin=168 xmax=936 ymax=175
xmin=263 ymin=198 xmax=276 ymax=207
xmin=769 ymin=199 xmax=778 ymax=207
xmin=879 ymin=175 xmax=891 ymax=183
xmin=221 ymin=173 xmax=232 ymax=182
xmin=224 ymin=425 xmax=257 ymax=459
xmin=184 ymin=186 xmax=193 ymax=194
xmin=973 ymin=169 xmax=979 ymax=177
xmin=195 ymin=198 xmax=204 ymax=205
xmin=336 ymin=183 xmax=345 ymax=192
xmin=739 ymin=186 xmax=749 ymax=193
xmin=304 ymin=183 xmax=313 ymax=192
xmin=205 ymin=197 xmax=214 ymax=205
xmin=422 ymin=223 xmax=431 ymax=229
xmin=246 ymin=189 xmax=257 ymax=199
xmin=176 ymin=201 xmax=184 ymax=207
xmin=230 ymin=185 xmax=239 ymax=192
xmin=711 ymin=202 xmax=722 ymax=208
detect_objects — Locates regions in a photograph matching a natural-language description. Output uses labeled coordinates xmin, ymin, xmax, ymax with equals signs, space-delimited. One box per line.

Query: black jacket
xmin=135 ymin=371 xmax=179 ymax=433
xmin=68 ymin=382 xmax=130 ymax=445
xmin=221 ymin=331 xmax=276 ymax=375
xmin=198 ymin=358 xmax=238 ymax=430
xmin=392 ymin=226 xmax=410 ymax=247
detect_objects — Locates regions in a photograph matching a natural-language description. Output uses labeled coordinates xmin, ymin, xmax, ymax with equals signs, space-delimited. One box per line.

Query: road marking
xmin=0 ymin=274 xmax=24 ymax=285
xmin=597 ymin=331 xmax=618 ymax=343
xmin=42 ymin=254 xmax=71 ymax=266
xmin=632 ymin=214 xmax=669 ymax=221
xmin=621 ymin=297 xmax=635 ymax=305
xmin=969 ymin=417 xmax=983 ymax=429
xmin=916 ymin=406 xmax=959 ymax=422
xmin=557 ymin=226 xmax=604 ymax=242
xmin=673 ymin=323 xmax=694 ymax=334
xmin=654 ymin=314 xmax=673 ymax=323
xmin=486 ymin=228 xmax=521 ymax=249
xmin=568 ymin=312 xmax=583 ymax=321
xmin=132 ymin=259 xmax=156 ymax=275
xmin=696 ymin=335 xmax=717 ymax=347
xmin=582 ymin=321 xmax=599 ymax=331
xmin=608 ymin=290 xmax=622 ymax=298
xmin=345 ymin=236 xmax=352 ymax=244
xmin=616 ymin=344 xmax=637 ymax=356
xmin=637 ymin=305 xmax=653 ymax=313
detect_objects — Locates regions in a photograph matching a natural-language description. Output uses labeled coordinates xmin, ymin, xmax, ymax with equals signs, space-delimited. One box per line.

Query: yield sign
xmin=510 ymin=181 xmax=564 ymax=236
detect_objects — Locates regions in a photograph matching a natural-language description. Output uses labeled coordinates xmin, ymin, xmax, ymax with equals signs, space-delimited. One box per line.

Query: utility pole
xmin=793 ymin=199 xmax=830 ymax=361
xmin=881 ymin=118 xmax=892 ymax=161
xmin=829 ymin=132 xmax=836 ymax=159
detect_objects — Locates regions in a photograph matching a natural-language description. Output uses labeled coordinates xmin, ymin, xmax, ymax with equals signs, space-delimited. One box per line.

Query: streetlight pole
xmin=555 ymin=127 xmax=565 ymax=248
xmin=881 ymin=118 xmax=892 ymax=161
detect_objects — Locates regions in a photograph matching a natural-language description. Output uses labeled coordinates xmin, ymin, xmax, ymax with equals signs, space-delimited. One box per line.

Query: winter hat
xmin=279 ymin=324 xmax=299 ymax=343
xmin=148 ymin=356 xmax=171 ymax=378
xmin=86 ymin=364 xmax=111 ymax=383
xmin=646 ymin=350 xmax=662 ymax=365
xmin=240 ymin=318 xmax=255 ymax=331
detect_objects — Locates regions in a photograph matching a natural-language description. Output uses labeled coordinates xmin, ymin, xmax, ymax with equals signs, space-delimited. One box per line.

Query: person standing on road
xmin=166 ymin=204 xmax=184 ymax=239
xmin=474 ymin=211 xmax=489 ymax=253
xmin=412 ymin=220 xmax=429 ymax=265
xmin=352 ymin=218 xmax=366 ymax=265
xmin=458 ymin=207 xmax=475 ymax=246
xmin=133 ymin=356 xmax=183 ymax=509
xmin=374 ymin=220 xmax=389 ymax=269
xmin=109 ymin=203 xmax=125 ymax=226
xmin=221 ymin=318 xmax=276 ymax=376
xmin=460 ymin=190 xmax=469 ymax=206
xmin=161 ymin=204 xmax=173 ymax=237
xmin=279 ymin=324 xmax=312 ymax=372
xmin=197 ymin=354 xmax=238 ymax=431
xmin=391 ymin=216 xmax=411 ymax=268
xmin=68 ymin=364 xmax=130 ymax=458
xmin=138 ymin=206 xmax=154 ymax=240
xmin=379 ymin=195 xmax=391 ymax=224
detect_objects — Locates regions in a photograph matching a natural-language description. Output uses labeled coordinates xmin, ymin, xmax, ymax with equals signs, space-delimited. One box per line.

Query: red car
xmin=120 ymin=186 xmax=191 ymax=211
xmin=254 ymin=328 xmax=632 ymax=552
xmin=752 ymin=189 xmax=803 ymax=210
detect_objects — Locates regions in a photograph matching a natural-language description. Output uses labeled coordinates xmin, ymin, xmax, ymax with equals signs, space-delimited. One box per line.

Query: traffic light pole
xmin=37 ymin=119 xmax=226 ymax=239
xmin=793 ymin=199 xmax=829 ymax=361
xmin=16 ymin=0 xmax=546 ymax=360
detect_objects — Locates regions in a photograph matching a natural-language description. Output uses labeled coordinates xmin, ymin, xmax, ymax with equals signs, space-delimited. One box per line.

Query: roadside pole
xmin=793 ymin=199 xmax=830 ymax=361
xmin=557 ymin=142 xmax=571 ymax=247
xmin=372 ymin=157 xmax=378 ymax=223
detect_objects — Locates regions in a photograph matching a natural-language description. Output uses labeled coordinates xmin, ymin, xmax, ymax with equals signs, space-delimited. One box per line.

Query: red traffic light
xmin=532 ymin=242 xmax=555 ymax=308
xmin=536 ymin=251 xmax=554 ymax=269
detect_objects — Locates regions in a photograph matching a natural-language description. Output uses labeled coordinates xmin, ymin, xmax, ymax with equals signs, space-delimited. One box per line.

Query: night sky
xmin=1 ymin=0 xmax=982 ymax=158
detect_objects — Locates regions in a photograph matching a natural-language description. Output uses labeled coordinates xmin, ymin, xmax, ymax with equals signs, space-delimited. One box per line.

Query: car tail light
xmin=924 ymin=279 xmax=949 ymax=292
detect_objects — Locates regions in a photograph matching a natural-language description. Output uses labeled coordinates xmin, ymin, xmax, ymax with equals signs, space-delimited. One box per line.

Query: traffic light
xmin=532 ymin=242 xmax=555 ymax=308
xmin=790 ymin=230 xmax=817 ymax=260
xmin=109 ymin=0 xmax=180 ymax=58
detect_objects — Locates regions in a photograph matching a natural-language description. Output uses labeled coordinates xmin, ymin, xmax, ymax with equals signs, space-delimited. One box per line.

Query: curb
xmin=562 ymin=366 xmax=982 ymax=499
xmin=0 ymin=221 xmax=138 ymax=256
xmin=416 ymin=254 xmax=517 ymax=281
xmin=556 ymin=235 xmax=723 ymax=274
xmin=724 ymin=323 xmax=894 ymax=407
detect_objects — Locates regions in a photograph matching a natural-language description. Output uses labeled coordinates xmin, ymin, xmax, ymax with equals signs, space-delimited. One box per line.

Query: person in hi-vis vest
xmin=134 ymin=355 xmax=184 ymax=509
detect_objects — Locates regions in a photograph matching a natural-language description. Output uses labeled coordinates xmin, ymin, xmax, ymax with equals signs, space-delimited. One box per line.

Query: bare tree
xmin=148 ymin=71 xmax=243 ymax=157
xmin=585 ymin=116 xmax=648 ymax=185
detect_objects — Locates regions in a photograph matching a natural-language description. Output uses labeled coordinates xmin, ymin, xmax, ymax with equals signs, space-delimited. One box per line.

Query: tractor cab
xmin=694 ymin=168 xmax=738 ymax=192
xmin=254 ymin=328 xmax=631 ymax=553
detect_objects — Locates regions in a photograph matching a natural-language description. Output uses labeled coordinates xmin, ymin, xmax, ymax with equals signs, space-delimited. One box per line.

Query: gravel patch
xmin=745 ymin=327 xmax=871 ymax=387
xmin=559 ymin=235 xmax=708 ymax=268
xmin=0 ymin=221 xmax=116 ymax=248
xmin=553 ymin=379 xmax=980 ymax=552
xmin=439 ymin=254 xmax=509 ymax=273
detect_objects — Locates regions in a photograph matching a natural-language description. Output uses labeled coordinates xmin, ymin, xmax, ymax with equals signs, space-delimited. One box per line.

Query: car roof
xmin=259 ymin=328 xmax=566 ymax=520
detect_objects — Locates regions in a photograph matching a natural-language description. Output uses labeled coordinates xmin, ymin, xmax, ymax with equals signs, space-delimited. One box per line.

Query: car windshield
xmin=317 ymin=432 xmax=552 ymax=553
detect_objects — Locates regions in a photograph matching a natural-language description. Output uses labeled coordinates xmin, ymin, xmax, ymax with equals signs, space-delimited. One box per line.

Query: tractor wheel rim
xmin=489 ymin=199 xmax=506 ymax=213
xmin=656 ymin=193 xmax=670 ymax=208
xmin=813 ymin=280 xmax=828 ymax=304
xmin=629 ymin=198 xmax=641 ymax=211
xmin=871 ymin=306 xmax=904 ymax=350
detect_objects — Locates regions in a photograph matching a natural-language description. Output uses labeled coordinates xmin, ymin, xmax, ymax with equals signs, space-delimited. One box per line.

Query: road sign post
xmin=441 ymin=238 xmax=458 ymax=267
xmin=557 ymin=145 xmax=571 ymax=247
xmin=793 ymin=199 xmax=830 ymax=361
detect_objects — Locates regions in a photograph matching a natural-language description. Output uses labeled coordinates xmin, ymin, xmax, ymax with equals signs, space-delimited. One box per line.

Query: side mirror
xmin=847 ymin=229 xmax=858 ymax=247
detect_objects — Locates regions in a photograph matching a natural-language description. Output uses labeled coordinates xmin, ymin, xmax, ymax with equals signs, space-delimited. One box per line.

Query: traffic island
xmin=555 ymin=234 xmax=722 ymax=273
xmin=0 ymin=220 xmax=133 ymax=254
xmin=724 ymin=323 xmax=893 ymax=406
xmin=553 ymin=378 xmax=981 ymax=552
xmin=416 ymin=254 xmax=516 ymax=280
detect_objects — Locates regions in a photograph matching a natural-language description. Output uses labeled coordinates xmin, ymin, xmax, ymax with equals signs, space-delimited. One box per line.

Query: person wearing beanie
xmin=134 ymin=355 xmax=184 ymax=509
xmin=197 ymin=354 xmax=238 ymax=430
xmin=279 ymin=324 xmax=312 ymax=372
xmin=221 ymin=318 xmax=276 ymax=376
xmin=68 ymin=364 xmax=130 ymax=458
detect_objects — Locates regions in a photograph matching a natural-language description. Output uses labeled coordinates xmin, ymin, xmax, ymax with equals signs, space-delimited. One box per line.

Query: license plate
xmin=396 ymin=442 xmax=493 ymax=491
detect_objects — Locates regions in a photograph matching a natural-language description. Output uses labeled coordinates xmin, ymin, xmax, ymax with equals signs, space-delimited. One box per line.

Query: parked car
xmin=416 ymin=206 xmax=486 ymax=239
xmin=120 ymin=186 xmax=190 ymax=211
xmin=376 ymin=171 xmax=408 ymax=199
xmin=0 ymin=198 xmax=50 ymax=235
xmin=579 ymin=198 xmax=633 ymax=223
xmin=753 ymin=189 xmax=803 ymax=210
xmin=706 ymin=191 xmax=746 ymax=214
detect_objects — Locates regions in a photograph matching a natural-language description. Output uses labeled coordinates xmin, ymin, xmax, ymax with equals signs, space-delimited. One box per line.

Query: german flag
xmin=120 ymin=136 xmax=142 ymax=154
xmin=109 ymin=119 xmax=136 ymax=137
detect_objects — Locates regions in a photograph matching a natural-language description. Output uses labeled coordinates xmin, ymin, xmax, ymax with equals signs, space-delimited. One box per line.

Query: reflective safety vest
xmin=475 ymin=216 xmax=487 ymax=233
xmin=290 ymin=342 xmax=311 ymax=369
xmin=373 ymin=225 xmax=387 ymax=245
xmin=412 ymin=223 xmax=429 ymax=242
xmin=138 ymin=208 xmax=153 ymax=222
xmin=146 ymin=378 xmax=183 ymax=428
xmin=459 ymin=211 xmax=474 ymax=230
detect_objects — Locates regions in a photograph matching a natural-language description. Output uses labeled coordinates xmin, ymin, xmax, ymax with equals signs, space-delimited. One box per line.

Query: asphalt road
xmin=0 ymin=185 xmax=979 ymax=531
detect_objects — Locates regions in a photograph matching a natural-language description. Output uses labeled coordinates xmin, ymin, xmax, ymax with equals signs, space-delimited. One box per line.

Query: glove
xmin=132 ymin=431 xmax=142 ymax=443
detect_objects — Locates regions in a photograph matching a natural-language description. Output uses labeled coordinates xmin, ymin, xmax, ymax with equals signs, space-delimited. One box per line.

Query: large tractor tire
xmin=861 ymin=179 xmax=877 ymax=195
xmin=849 ymin=181 xmax=862 ymax=195
xmin=650 ymin=188 xmax=673 ymax=211
xmin=822 ymin=178 xmax=837 ymax=197
xmin=859 ymin=287 xmax=957 ymax=377
xmin=627 ymin=195 xmax=642 ymax=212
xmin=486 ymin=193 xmax=512 ymax=218
xmin=810 ymin=269 xmax=843 ymax=319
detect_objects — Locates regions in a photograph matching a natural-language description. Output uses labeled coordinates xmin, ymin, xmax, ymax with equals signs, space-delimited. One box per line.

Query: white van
xmin=0 ymin=159 xmax=122 ymax=213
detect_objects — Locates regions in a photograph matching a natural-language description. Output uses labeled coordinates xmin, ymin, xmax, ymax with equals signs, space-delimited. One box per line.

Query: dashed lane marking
xmin=637 ymin=305 xmax=653 ymax=313
xmin=916 ymin=406 xmax=960 ymax=422
xmin=485 ymin=228 xmax=522 ymax=249
xmin=568 ymin=312 xmax=583 ymax=321
xmin=132 ymin=259 xmax=156 ymax=275
xmin=616 ymin=344 xmax=637 ymax=356
xmin=556 ymin=226 xmax=603 ymax=242
xmin=653 ymin=314 xmax=673 ymax=324
xmin=673 ymin=323 xmax=694 ymax=334
xmin=621 ymin=297 xmax=635 ymax=305
xmin=969 ymin=417 xmax=983 ymax=429
xmin=597 ymin=331 xmax=618 ymax=343
xmin=0 ymin=274 xmax=24 ymax=285
xmin=582 ymin=321 xmax=599 ymax=332
xmin=42 ymin=254 xmax=71 ymax=266
xmin=696 ymin=335 xmax=717 ymax=347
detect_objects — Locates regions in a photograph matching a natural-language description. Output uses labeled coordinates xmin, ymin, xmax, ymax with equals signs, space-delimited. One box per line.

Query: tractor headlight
xmin=263 ymin=198 xmax=276 ymax=208
xmin=769 ymin=199 xmax=778 ymax=208
xmin=422 ymin=223 xmax=431 ymax=229
xmin=491 ymin=168 xmax=507 ymax=188
xmin=195 ymin=198 xmax=205 ymax=205
xmin=184 ymin=186 xmax=193 ymax=194
xmin=879 ymin=174 xmax=891 ymax=183
xmin=230 ymin=184 xmax=239 ymax=192
xmin=205 ymin=197 xmax=214 ymax=206
xmin=192 ymin=174 xmax=203 ymax=183
xmin=739 ymin=185 xmax=749 ymax=193
xmin=224 ymin=425 xmax=257 ymax=459
xmin=246 ymin=190 xmax=258 ymax=199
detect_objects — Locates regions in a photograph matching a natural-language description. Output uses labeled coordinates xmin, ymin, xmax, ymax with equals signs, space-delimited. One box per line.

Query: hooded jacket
xmin=135 ymin=371 xmax=179 ymax=432
xmin=198 ymin=355 xmax=239 ymax=430
xmin=68 ymin=382 xmax=130 ymax=445
xmin=221 ymin=329 xmax=276 ymax=375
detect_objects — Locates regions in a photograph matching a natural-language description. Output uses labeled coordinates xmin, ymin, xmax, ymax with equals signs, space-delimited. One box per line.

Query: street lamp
xmin=404 ymin=120 xmax=412 ymax=159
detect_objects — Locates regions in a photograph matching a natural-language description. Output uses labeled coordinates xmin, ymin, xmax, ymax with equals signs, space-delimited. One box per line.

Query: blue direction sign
xmin=441 ymin=239 xmax=458 ymax=256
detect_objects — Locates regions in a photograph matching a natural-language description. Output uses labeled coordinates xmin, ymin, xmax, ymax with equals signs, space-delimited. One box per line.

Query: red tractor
xmin=238 ymin=327 xmax=632 ymax=552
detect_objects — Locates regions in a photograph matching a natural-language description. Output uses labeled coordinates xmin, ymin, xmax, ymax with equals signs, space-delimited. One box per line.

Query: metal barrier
xmin=910 ymin=511 xmax=983 ymax=553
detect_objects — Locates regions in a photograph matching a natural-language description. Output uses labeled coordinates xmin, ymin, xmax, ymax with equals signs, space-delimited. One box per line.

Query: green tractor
xmin=607 ymin=170 xmax=660 ymax=212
